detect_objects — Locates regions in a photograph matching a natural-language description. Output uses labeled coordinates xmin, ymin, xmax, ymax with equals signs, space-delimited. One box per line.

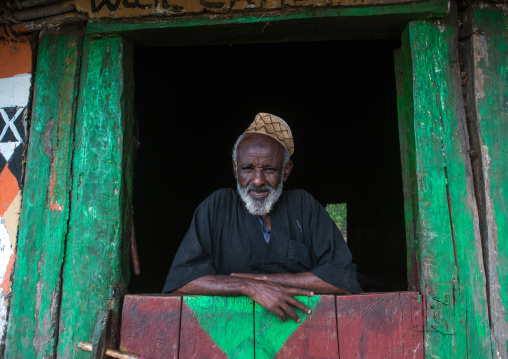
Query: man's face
xmin=233 ymin=134 xmax=293 ymax=216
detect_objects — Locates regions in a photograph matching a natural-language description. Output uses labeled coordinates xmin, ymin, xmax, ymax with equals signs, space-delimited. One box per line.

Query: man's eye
xmin=264 ymin=168 xmax=276 ymax=174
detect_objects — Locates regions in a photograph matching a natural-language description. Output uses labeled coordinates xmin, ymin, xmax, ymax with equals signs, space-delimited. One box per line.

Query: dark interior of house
xmin=129 ymin=39 xmax=407 ymax=294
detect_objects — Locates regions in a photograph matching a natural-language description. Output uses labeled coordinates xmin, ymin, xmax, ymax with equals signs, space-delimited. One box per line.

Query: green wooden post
xmin=459 ymin=6 xmax=508 ymax=356
xmin=4 ymin=31 xmax=82 ymax=358
xmin=394 ymin=16 xmax=493 ymax=358
xmin=55 ymin=36 xmax=135 ymax=358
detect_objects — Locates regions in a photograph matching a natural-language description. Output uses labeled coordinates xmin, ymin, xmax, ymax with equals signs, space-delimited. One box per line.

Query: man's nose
xmin=251 ymin=169 xmax=266 ymax=187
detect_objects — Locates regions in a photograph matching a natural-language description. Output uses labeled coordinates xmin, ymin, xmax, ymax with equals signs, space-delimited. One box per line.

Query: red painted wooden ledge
xmin=119 ymin=292 xmax=423 ymax=358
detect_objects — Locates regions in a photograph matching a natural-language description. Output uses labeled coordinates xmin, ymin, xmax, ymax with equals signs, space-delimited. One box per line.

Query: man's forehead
xmin=238 ymin=133 xmax=285 ymax=154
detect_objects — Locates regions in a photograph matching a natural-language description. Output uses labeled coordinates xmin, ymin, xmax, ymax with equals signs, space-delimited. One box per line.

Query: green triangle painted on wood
xmin=254 ymin=295 xmax=322 ymax=359
xmin=184 ymin=296 xmax=254 ymax=358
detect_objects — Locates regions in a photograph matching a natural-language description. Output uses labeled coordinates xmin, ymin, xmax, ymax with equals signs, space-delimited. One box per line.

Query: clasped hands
xmin=229 ymin=272 xmax=313 ymax=323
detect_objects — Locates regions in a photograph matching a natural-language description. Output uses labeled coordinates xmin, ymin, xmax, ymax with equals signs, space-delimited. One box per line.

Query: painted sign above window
xmin=77 ymin=0 xmax=416 ymax=18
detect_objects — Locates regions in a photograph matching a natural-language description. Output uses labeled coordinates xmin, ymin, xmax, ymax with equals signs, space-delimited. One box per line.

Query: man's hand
xmin=169 ymin=274 xmax=314 ymax=322
xmin=242 ymin=279 xmax=313 ymax=323
xmin=170 ymin=272 xmax=349 ymax=322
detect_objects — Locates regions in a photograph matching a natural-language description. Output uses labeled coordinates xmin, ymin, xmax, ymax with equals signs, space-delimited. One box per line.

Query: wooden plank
xmin=55 ymin=36 xmax=135 ymax=358
xmin=78 ymin=0 xmax=447 ymax=19
xmin=400 ymin=293 xmax=424 ymax=358
xmin=459 ymin=7 xmax=508 ymax=357
xmin=87 ymin=0 xmax=449 ymax=36
xmin=254 ymin=295 xmax=321 ymax=359
xmin=336 ymin=292 xmax=422 ymax=358
xmin=180 ymin=296 xmax=254 ymax=358
xmin=273 ymin=295 xmax=338 ymax=359
xmin=119 ymin=295 xmax=181 ymax=359
xmin=396 ymin=14 xmax=493 ymax=358
xmin=4 ymin=30 xmax=82 ymax=358
xmin=394 ymin=47 xmax=420 ymax=292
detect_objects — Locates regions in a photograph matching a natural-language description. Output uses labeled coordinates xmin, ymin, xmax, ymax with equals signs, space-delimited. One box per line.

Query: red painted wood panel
xmin=400 ymin=293 xmax=424 ymax=358
xmin=274 ymin=295 xmax=339 ymax=359
xmin=119 ymin=295 xmax=181 ymax=359
xmin=118 ymin=292 xmax=423 ymax=358
xmin=336 ymin=292 xmax=423 ymax=359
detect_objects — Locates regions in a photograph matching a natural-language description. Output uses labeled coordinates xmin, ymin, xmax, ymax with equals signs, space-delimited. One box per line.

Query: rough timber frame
xmin=4 ymin=1 xmax=507 ymax=358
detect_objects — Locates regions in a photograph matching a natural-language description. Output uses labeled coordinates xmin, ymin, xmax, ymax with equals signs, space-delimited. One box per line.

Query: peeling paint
xmin=0 ymin=222 xmax=14 ymax=330
xmin=470 ymin=8 xmax=508 ymax=357
xmin=77 ymin=0 xmax=421 ymax=18
xmin=3 ymin=191 xmax=22 ymax=251
xmin=473 ymin=35 xmax=488 ymax=100
xmin=481 ymin=143 xmax=508 ymax=357
xmin=43 ymin=118 xmax=54 ymax=158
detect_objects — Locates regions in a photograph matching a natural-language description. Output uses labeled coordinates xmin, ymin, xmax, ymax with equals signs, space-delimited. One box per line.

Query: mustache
xmin=246 ymin=184 xmax=273 ymax=193
xmin=244 ymin=183 xmax=274 ymax=192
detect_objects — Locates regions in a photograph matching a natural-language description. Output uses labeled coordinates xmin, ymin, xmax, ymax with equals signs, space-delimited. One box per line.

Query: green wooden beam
xmin=459 ymin=6 xmax=508 ymax=356
xmin=4 ymin=31 xmax=82 ymax=359
xmin=55 ymin=36 xmax=135 ymax=358
xmin=395 ymin=15 xmax=493 ymax=358
xmin=394 ymin=47 xmax=420 ymax=291
xmin=87 ymin=0 xmax=449 ymax=36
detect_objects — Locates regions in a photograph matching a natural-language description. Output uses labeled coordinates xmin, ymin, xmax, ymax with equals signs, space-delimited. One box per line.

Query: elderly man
xmin=163 ymin=113 xmax=362 ymax=322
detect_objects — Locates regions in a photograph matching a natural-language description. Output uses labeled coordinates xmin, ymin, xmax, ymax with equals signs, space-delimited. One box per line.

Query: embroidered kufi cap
xmin=244 ymin=113 xmax=294 ymax=156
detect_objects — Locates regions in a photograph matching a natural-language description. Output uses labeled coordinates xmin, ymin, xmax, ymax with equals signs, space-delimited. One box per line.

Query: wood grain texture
xmin=77 ymin=0 xmax=448 ymax=19
xmin=396 ymin=16 xmax=493 ymax=358
xmin=4 ymin=31 xmax=82 ymax=359
xmin=460 ymin=7 xmax=508 ymax=357
xmin=274 ymin=295 xmax=338 ymax=359
xmin=116 ymin=294 xmax=430 ymax=358
xmin=87 ymin=0 xmax=449 ymax=36
xmin=180 ymin=296 xmax=254 ymax=358
xmin=337 ymin=292 xmax=423 ymax=358
xmin=55 ymin=36 xmax=135 ymax=358
xmin=119 ymin=295 xmax=181 ymax=359
xmin=394 ymin=47 xmax=420 ymax=292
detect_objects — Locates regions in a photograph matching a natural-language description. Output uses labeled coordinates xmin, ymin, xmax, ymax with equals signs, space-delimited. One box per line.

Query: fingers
xmin=280 ymin=302 xmax=300 ymax=322
xmin=246 ymin=281 xmax=314 ymax=322
xmin=285 ymin=286 xmax=314 ymax=297
xmin=287 ymin=296 xmax=311 ymax=315
xmin=272 ymin=307 xmax=287 ymax=322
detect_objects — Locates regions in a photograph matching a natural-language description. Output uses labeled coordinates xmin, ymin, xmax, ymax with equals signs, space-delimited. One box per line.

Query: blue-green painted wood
xmin=55 ymin=36 xmax=135 ymax=358
xmin=395 ymin=16 xmax=493 ymax=359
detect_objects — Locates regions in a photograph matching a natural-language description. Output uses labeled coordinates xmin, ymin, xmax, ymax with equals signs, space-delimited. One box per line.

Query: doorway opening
xmin=129 ymin=39 xmax=406 ymax=294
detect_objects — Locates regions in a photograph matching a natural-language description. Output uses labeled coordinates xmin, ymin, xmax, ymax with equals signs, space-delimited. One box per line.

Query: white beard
xmin=237 ymin=179 xmax=283 ymax=216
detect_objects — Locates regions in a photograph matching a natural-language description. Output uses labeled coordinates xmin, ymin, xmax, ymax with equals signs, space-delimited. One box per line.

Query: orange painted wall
xmin=0 ymin=38 xmax=31 ymax=79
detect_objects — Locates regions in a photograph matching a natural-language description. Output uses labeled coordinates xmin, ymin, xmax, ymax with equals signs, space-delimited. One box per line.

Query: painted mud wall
xmin=0 ymin=31 xmax=32 ymax=350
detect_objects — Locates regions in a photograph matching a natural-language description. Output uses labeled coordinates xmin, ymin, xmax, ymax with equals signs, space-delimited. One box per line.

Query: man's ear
xmin=282 ymin=161 xmax=293 ymax=181
xmin=232 ymin=160 xmax=238 ymax=179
